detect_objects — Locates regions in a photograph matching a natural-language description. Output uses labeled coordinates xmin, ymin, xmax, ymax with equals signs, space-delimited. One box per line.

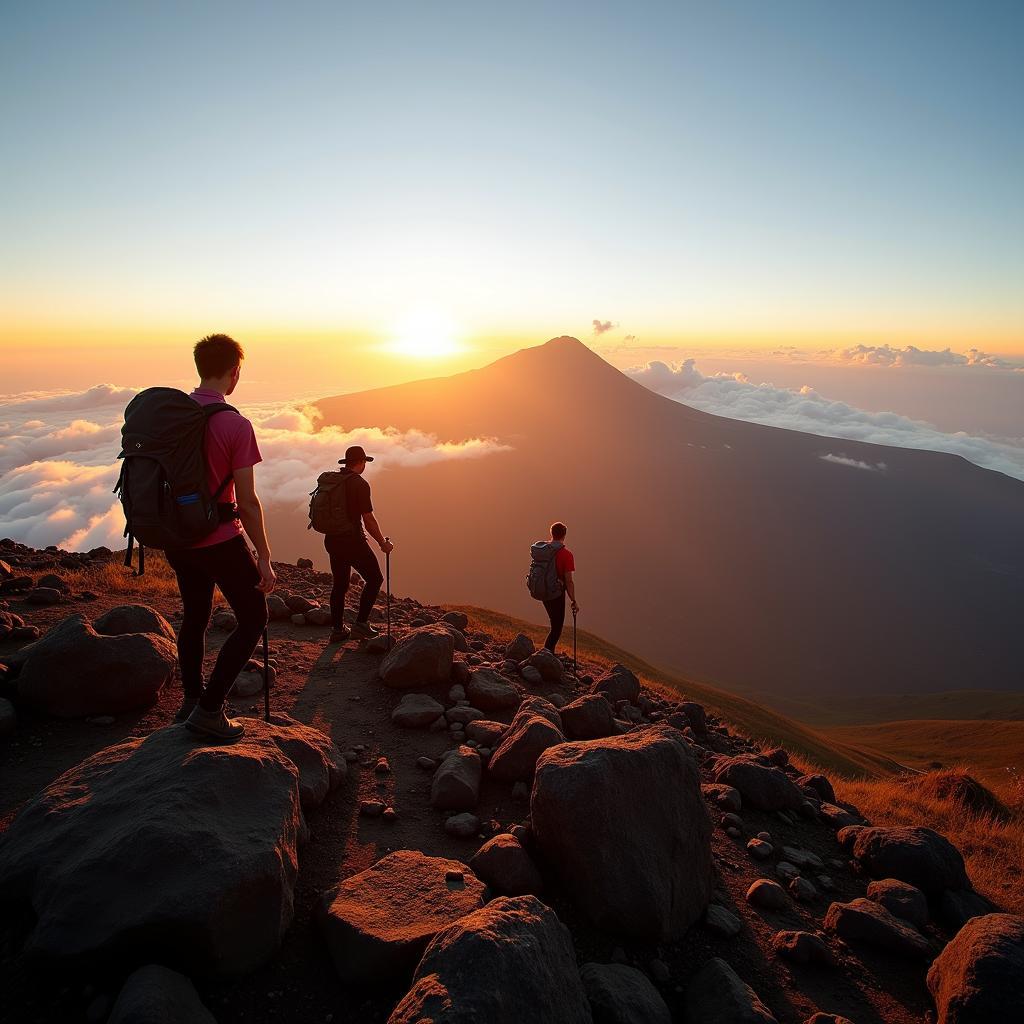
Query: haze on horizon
xmin=2 ymin=0 xmax=1022 ymax=398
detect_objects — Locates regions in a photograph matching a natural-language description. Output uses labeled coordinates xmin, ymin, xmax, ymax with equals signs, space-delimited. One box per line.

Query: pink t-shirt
xmin=189 ymin=387 xmax=262 ymax=549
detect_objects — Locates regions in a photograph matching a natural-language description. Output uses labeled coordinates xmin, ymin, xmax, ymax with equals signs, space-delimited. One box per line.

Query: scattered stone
xmin=824 ymin=898 xmax=931 ymax=958
xmin=789 ymin=876 xmax=818 ymax=902
xmin=782 ymin=846 xmax=825 ymax=870
xmin=524 ymin=648 xmax=564 ymax=683
xmin=360 ymin=801 xmax=386 ymax=818
xmin=467 ymin=669 xmax=521 ymax=710
xmin=374 ymin=757 xmax=391 ymax=774
xmin=680 ymin=700 xmax=708 ymax=736
xmin=16 ymin=613 xmax=176 ymax=718
xmin=531 ymin=724 xmax=712 ymax=941
xmin=290 ymin=613 xmax=306 ymax=626
xmin=416 ymin=756 xmax=437 ymax=770
xmin=706 ymin=904 xmax=742 ymax=937
xmin=469 ymin=833 xmax=543 ymax=896
xmin=775 ymin=861 xmax=800 ymax=882
xmin=505 ymin=633 xmax=534 ymax=662
xmin=94 ymin=604 xmax=177 ymax=643
xmin=819 ymin=802 xmax=861 ymax=829
xmin=797 ymin=773 xmax=836 ymax=803
xmin=713 ymin=756 xmax=805 ymax=811
xmin=747 ymin=838 xmax=773 ymax=860
xmin=488 ymin=708 xmax=565 ymax=782
xmin=445 ymin=705 xmax=485 ymax=725
xmin=0 ymin=715 xmax=344 ymax=973
xmin=392 ymin=693 xmax=445 ymax=728
xmin=839 ymin=825 xmax=969 ymax=895
xmin=520 ymin=664 xmax=544 ymax=686
xmin=560 ymin=693 xmax=616 ymax=739
xmin=591 ymin=663 xmax=639 ymax=705
xmin=266 ymin=594 xmax=291 ymax=621
xmin=580 ymin=962 xmax=672 ymax=1024
xmin=684 ymin=957 xmax=778 ymax=1024
xmin=747 ymin=879 xmax=789 ymax=911
xmin=108 ymin=964 xmax=216 ymax=1024
xmin=296 ymin=557 xmax=314 ymax=569
xmin=926 ymin=913 xmax=1024 ymax=1024
xmin=27 ymin=587 xmax=62 ymax=605
xmin=388 ymin=896 xmax=592 ymax=1024
xmin=379 ymin=628 xmax=455 ymax=688
xmin=430 ymin=746 xmax=482 ymax=812
xmin=866 ymin=878 xmax=929 ymax=928
xmin=465 ymin=719 xmax=507 ymax=747
xmin=938 ymin=887 xmax=997 ymax=930
xmin=285 ymin=594 xmax=315 ymax=614
xmin=305 ymin=607 xmax=332 ymax=626
xmin=773 ymin=930 xmax=835 ymax=967
xmin=444 ymin=813 xmax=480 ymax=839
xmin=702 ymin=783 xmax=742 ymax=812
xmin=448 ymin=684 xmax=466 ymax=702
xmin=231 ymin=667 xmax=272 ymax=697
xmin=318 ymin=850 xmax=486 ymax=985
xmin=441 ymin=610 xmax=469 ymax=630
xmin=648 ymin=958 xmax=671 ymax=984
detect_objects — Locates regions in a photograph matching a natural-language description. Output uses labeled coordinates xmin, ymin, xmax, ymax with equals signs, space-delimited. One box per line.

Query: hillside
xmin=304 ymin=336 xmax=1024 ymax=701
xmin=1 ymin=542 xmax=1022 ymax=1023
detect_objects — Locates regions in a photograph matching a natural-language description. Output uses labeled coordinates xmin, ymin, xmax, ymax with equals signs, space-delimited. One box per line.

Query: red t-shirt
xmin=555 ymin=546 xmax=575 ymax=579
xmin=189 ymin=387 xmax=262 ymax=549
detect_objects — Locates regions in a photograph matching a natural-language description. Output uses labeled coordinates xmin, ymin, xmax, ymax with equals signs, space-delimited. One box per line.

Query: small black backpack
xmin=113 ymin=388 xmax=239 ymax=573
xmin=527 ymin=541 xmax=565 ymax=601
xmin=308 ymin=470 xmax=358 ymax=535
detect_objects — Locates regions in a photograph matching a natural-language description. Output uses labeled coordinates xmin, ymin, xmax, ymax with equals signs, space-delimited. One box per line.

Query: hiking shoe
xmin=350 ymin=620 xmax=380 ymax=640
xmin=185 ymin=705 xmax=246 ymax=743
xmin=329 ymin=627 xmax=351 ymax=643
xmin=173 ymin=698 xmax=198 ymax=723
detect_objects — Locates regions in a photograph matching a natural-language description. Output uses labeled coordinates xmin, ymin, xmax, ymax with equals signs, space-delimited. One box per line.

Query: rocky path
xmin=1 ymin=541 xmax=1021 ymax=1024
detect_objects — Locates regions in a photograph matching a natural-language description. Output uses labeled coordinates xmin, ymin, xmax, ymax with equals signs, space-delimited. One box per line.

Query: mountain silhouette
xmin=308 ymin=336 xmax=1024 ymax=699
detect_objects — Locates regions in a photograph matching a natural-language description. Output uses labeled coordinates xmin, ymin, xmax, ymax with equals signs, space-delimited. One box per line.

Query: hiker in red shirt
xmin=165 ymin=335 xmax=275 ymax=742
xmin=543 ymin=522 xmax=579 ymax=652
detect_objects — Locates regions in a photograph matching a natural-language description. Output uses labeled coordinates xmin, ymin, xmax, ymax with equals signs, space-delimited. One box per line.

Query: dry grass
xmin=835 ymin=768 xmax=1024 ymax=915
xmin=49 ymin=550 xmax=181 ymax=601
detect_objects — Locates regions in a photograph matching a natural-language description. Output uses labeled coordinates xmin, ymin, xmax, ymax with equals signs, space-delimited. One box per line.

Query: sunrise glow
xmin=385 ymin=310 xmax=466 ymax=359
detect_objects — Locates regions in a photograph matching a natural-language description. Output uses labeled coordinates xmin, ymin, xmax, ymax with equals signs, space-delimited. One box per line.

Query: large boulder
xmin=823 ymin=898 xmax=931 ymax=959
xmin=431 ymin=746 xmax=482 ymax=811
xmin=469 ymin=833 xmax=544 ymax=896
xmin=318 ymin=851 xmax=486 ymax=986
xmin=15 ymin=613 xmax=176 ymax=718
xmin=379 ymin=628 xmax=454 ymax=689
xmin=926 ymin=913 xmax=1024 ymax=1024
xmin=866 ymin=878 xmax=929 ymax=928
xmin=531 ymin=724 xmax=712 ymax=941
xmin=591 ymin=664 xmax=640 ymax=705
xmin=560 ymin=694 xmax=616 ymax=739
xmin=519 ymin=694 xmax=563 ymax=728
xmin=839 ymin=825 xmax=969 ymax=895
xmin=712 ymin=756 xmax=805 ymax=812
xmin=580 ymin=962 xmax=671 ymax=1024
xmin=467 ymin=669 xmax=521 ymax=711
xmin=684 ymin=957 xmax=777 ymax=1023
xmin=505 ymin=633 xmax=535 ymax=662
xmin=488 ymin=709 xmax=565 ymax=782
xmin=93 ymin=604 xmax=177 ymax=644
xmin=0 ymin=714 xmax=344 ymax=974
xmin=465 ymin=720 xmax=508 ymax=747
xmin=108 ymin=965 xmax=216 ymax=1024
xmin=387 ymin=895 xmax=592 ymax=1024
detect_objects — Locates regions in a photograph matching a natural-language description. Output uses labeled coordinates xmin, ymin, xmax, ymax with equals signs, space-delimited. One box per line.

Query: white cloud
xmin=627 ymin=359 xmax=1024 ymax=481
xmin=820 ymin=453 xmax=886 ymax=472
xmin=0 ymin=386 xmax=512 ymax=551
xmin=827 ymin=344 xmax=1019 ymax=370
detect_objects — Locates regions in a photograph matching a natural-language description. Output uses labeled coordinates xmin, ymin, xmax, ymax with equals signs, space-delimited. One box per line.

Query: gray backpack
xmin=308 ymin=470 xmax=357 ymax=535
xmin=527 ymin=541 xmax=564 ymax=601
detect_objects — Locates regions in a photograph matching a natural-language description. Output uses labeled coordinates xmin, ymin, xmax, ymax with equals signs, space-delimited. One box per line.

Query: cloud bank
xmin=0 ymin=387 xmax=511 ymax=551
xmin=627 ymin=359 xmax=1024 ymax=481
xmin=828 ymin=344 xmax=1017 ymax=369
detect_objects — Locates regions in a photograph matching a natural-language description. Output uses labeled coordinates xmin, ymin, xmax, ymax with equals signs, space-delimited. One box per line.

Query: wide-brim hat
xmin=339 ymin=445 xmax=374 ymax=465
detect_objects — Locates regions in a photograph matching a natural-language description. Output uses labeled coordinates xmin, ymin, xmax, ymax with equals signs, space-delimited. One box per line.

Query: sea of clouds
xmin=626 ymin=359 xmax=1024 ymax=481
xmin=0 ymin=386 xmax=510 ymax=551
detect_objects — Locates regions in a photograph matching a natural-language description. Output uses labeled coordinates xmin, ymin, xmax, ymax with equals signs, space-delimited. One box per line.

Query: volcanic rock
xmin=108 ymin=965 xmax=216 ymax=1024
xmin=866 ymin=878 xmax=929 ymax=928
xmin=392 ymin=693 xmax=445 ymax=729
xmin=430 ymin=746 xmax=482 ymax=811
xmin=824 ymin=898 xmax=931 ymax=958
xmin=93 ymin=604 xmax=177 ymax=643
xmin=839 ymin=825 xmax=969 ymax=895
xmin=379 ymin=627 xmax=455 ymax=688
xmin=560 ymin=693 xmax=616 ymax=739
xmin=684 ymin=957 xmax=777 ymax=1024
xmin=466 ymin=669 xmax=521 ymax=711
xmin=712 ymin=756 xmax=805 ymax=811
xmin=591 ymin=663 xmax=640 ymax=705
xmin=469 ymin=833 xmax=544 ymax=896
xmin=488 ymin=708 xmax=565 ymax=782
xmin=580 ymin=962 xmax=671 ymax=1024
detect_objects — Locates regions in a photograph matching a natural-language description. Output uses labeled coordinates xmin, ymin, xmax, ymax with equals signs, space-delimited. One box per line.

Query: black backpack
xmin=113 ymin=388 xmax=239 ymax=573
xmin=308 ymin=470 xmax=357 ymax=535
xmin=527 ymin=541 xmax=565 ymax=601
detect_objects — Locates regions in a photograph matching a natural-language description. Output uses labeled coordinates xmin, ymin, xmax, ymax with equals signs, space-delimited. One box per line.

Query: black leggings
xmin=543 ymin=592 xmax=566 ymax=652
xmin=166 ymin=535 xmax=268 ymax=711
xmin=325 ymin=534 xmax=383 ymax=627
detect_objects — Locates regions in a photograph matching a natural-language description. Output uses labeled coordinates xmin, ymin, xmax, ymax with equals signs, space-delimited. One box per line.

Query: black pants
xmin=166 ymin=535 xmax=268 ymax=711
xmin=325 ymin=533 xmax=383 ymax=628
xmin=543 ymin=591 xmax=566 ymax=652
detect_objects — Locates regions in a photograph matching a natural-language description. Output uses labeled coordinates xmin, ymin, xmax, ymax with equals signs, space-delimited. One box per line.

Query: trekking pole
xmin=385 ymin=536 xmax=391 ymax=647
xmin=262 ymin=624 xmax=271 ymax=723
xmin=572 ymin=606 xmax=578 ymax=675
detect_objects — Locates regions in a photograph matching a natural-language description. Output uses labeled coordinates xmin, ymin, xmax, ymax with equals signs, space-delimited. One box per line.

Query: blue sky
xmin=2 ymin=0 xmax=1022 ymax=363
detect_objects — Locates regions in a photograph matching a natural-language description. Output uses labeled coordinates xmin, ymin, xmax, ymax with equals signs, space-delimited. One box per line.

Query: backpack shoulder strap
xmin=202 ymin=402 xmax=238 ymax=419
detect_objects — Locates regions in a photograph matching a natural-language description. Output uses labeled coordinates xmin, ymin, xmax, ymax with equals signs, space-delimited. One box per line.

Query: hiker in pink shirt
xmin=165 ymin=335 xmax=276 ymax=742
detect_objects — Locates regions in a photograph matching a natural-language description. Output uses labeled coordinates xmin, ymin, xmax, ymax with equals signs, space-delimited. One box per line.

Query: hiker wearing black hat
xmin=323 ymin=445 xmax=393 ymax=642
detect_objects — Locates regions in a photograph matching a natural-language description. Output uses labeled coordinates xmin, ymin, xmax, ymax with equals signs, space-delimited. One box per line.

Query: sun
xmin=386 ymin=309 xmax=464 ymax=358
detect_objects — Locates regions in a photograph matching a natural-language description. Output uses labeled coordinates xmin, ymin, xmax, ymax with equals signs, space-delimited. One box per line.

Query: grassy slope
xmin=453 ymin=605 xmax=906 ymax=780
xmin=828 ymin=719 xmax=1024 ymax=794
xmin=754 ymin=689 xmax=1024 ymax=726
